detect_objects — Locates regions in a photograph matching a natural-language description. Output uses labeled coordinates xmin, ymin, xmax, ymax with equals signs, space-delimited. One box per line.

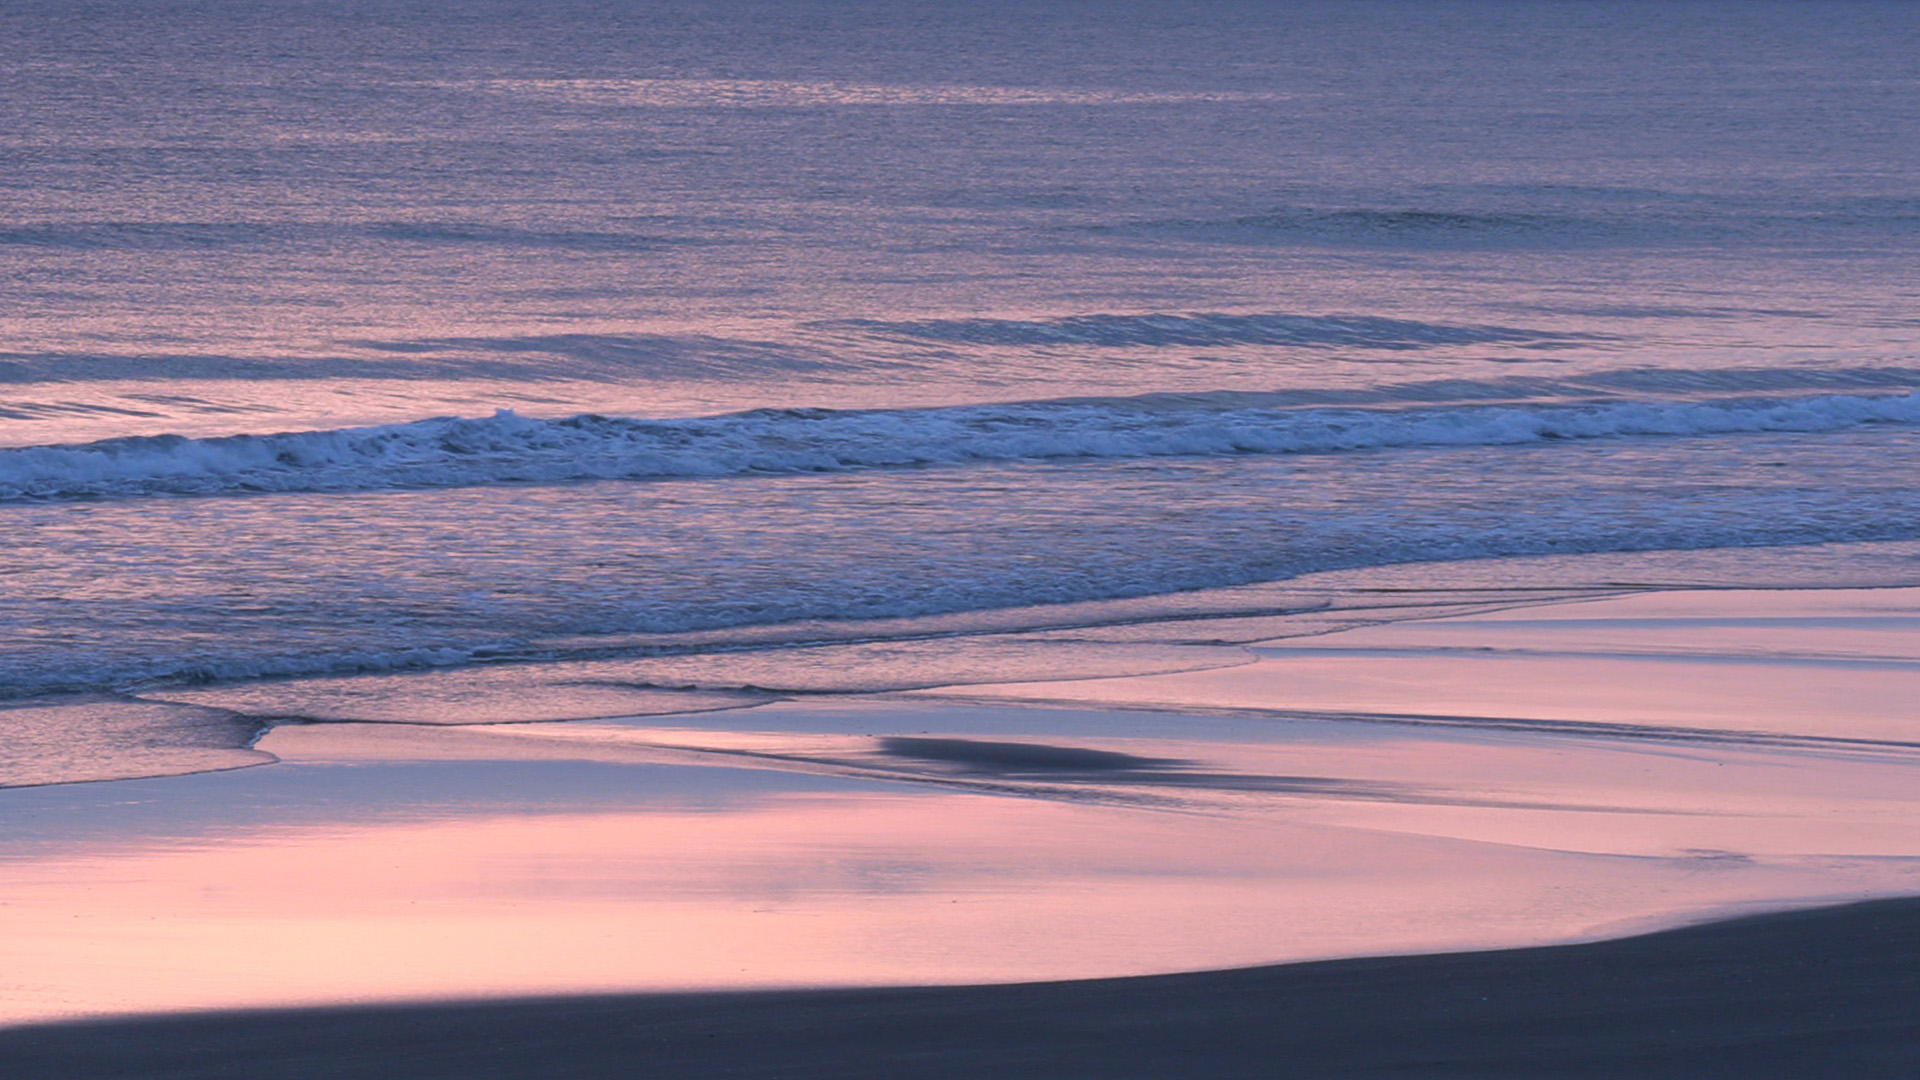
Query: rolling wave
xmin=1106 ymin=200 xmax=1920 ymax=250
xmin=5 ymin=388 xmax=1920 ymax=502
xmin=0 ymin=221 xmax=691 ymax=254
xmin=0 ymin=335 xmax=827 ymax=384
xmin=0 ymin=312 xmax=1568 ymax=385
xmin=1097 ymin=207 xmax=1648 ymax=250
xmin=823 ymin=312 xmax=1590 ymax=349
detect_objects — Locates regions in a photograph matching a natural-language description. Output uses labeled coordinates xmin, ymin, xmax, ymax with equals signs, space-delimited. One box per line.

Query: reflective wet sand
xmin=3 ymin=588 xmax=1917 ymax=1024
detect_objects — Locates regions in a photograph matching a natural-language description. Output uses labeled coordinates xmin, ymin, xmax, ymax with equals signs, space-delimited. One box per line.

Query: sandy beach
xmin=4 ymin=581 xmax=1918 ymax=1073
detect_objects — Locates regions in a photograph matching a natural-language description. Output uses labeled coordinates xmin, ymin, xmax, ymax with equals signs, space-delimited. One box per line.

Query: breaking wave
xmin=5 ymin=388 xmax=1920 ymax=502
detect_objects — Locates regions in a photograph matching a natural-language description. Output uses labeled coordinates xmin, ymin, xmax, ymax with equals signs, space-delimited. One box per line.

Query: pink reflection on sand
xmin=945 ymin=588 xmax=1920 ymax=741
xmin=263 ymin=714 xmax=1920 ymax=859
xmin=3 ymin=771 xmax=1917 ymax=1025
xmin=8 ymin=587 xmax=1920 ymax=1025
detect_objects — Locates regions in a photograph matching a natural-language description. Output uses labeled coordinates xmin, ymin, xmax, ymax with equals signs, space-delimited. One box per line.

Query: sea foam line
xmin=3 ymin=389 xmax=1918 ymax=502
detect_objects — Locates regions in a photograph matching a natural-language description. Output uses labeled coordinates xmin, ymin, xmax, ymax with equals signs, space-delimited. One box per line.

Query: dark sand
xmin=6 ymin=897 xmax=1916 ymax=1079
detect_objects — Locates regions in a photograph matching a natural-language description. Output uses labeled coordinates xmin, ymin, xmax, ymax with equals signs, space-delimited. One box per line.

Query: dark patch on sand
xmin=868 ymin=736 xmax=1410 ymax=800
xmin=6 ymin=897 xmax=1918 ymax=1079
xmin=874 ymin=736 xmax=1187 ymax=774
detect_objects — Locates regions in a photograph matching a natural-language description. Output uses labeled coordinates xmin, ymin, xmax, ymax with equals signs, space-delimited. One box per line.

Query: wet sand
xmin=3 ymin=585 xmax=1918 ymax=1069
xmin=5 ymin=896 xmax=1917 ymax=1079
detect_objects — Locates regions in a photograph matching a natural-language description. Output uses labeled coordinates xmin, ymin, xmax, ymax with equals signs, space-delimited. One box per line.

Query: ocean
xmin=5 ymin=0 xmax=1920 ymax=784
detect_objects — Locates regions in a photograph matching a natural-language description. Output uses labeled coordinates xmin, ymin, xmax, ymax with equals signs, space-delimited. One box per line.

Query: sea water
xmin=4 ymin=0 xmax=1920 ymax=781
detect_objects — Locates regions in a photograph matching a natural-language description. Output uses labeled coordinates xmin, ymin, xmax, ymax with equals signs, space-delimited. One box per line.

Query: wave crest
xmin=5 ymin=388 xmax=1920 ymax=502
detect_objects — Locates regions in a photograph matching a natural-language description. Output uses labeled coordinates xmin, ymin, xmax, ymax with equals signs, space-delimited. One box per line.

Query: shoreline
xmin=4 ymin=580 xmax=1918 ymax=1050
xmin=5 ymin=895 xmax=1917 ymax=1078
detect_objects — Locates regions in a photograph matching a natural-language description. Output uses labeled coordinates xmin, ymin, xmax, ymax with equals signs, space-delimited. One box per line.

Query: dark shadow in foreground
xmin=5 ymin=897 xmax=1919 ymax=1079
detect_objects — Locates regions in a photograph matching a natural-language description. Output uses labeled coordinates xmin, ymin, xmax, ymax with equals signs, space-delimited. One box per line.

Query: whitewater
xmin=7 ymin=386 xmax=1920 ymax=502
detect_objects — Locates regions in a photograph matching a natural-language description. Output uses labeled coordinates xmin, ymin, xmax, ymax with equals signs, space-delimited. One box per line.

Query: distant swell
xmin=0 ymin=221 xmax=689 ymax=253
xmin=5 ymin=389 xmax=1920 ymax=502
xmin=1106 ymin=202 xmax=1920 ymax=250
xmin=824 ymin=312 xmax=1587 ymax=349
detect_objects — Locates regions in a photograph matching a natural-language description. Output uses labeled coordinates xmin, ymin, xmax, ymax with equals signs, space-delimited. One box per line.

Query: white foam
xmin=3 ymin=390 xmax=1919 ymax=502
